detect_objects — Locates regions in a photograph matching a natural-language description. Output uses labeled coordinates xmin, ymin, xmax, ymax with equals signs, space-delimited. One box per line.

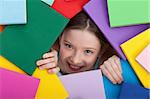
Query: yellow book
xmin=0 ymin=56 xmax=26 ymax=74
xmin=32 ymin=68 xmax=68 ymax=99
xmin=121 ymin=28 xmax=150 ymax=88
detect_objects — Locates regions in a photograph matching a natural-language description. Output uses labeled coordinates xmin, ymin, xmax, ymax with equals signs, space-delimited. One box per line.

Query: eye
xmin=84 ymin=50 xmax=93 ymax=55
xmin=65 ymin=43 xmax=72 ymax=49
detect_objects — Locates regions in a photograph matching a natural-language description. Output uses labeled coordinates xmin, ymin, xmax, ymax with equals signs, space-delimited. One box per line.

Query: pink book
xmin=136 ymin=44 xmax=150 ymax=73
xmin=0 ymin=68 xmax=39 ymax=99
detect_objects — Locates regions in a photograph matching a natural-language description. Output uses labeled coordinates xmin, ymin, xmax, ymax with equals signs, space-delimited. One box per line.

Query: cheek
xmin=84 ymin=56 xmax=97 ymax=68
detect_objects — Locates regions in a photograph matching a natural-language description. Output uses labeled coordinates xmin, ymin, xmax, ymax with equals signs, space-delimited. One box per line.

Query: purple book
xmin=84 ymin=0 xmax=149 ymax=59
xmin=59 ymin=70 xmax=106 ymax=99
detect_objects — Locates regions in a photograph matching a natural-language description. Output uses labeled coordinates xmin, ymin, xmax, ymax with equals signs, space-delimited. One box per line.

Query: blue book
xmin=0 ymin=0 xmax=27 ymax=25
xmin=119 ymin=82 xmax=149 ymax=99
xmin=103 ymin=59 xmax=141 ymax=99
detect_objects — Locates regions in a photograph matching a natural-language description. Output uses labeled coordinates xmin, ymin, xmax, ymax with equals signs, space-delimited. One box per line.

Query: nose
xmin=70 ymin=52 xmax=82 ymax=65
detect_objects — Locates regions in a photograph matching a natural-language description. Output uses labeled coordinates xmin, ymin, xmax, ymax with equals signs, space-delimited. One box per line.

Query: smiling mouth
xmin=68 ymin=63 xmax=83 ymax=71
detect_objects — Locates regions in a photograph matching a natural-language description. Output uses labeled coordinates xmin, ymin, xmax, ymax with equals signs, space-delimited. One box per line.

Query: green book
xmin=0 ymin=0 xmax=69 ymax=75
xmin=107 ymin=0 xmax=150 ymax=27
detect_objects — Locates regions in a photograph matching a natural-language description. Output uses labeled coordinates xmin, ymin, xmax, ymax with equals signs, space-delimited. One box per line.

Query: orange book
xmin=0 ymin=25 xmax=5 ymax=32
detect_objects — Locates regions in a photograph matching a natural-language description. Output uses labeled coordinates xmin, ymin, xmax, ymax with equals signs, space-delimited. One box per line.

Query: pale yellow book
xmin=0 ymin=56 xmax=26 ymax=74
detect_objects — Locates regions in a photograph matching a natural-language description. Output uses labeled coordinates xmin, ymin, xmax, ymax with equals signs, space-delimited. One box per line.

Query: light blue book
xmin=0 ymin=0 xmax=27 ymax=25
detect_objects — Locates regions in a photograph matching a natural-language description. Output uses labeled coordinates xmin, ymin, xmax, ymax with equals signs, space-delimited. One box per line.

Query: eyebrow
xmin=83 ymin=47 xmax=97 ymax=51
xmin=64 ymin=40 xmax=72 ymax=45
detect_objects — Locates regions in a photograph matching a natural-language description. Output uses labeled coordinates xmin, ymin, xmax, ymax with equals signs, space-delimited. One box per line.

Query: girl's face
xmin=59 ymin=29 xmax=101 ymax=74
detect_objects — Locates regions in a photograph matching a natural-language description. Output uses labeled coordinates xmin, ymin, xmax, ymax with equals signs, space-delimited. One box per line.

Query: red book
xmin=51 ymin=0 xmax=89 ymax=19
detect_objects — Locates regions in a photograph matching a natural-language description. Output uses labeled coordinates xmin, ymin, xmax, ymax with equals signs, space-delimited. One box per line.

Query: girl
xmin=36 ymin=11 xmax=123 ymax=84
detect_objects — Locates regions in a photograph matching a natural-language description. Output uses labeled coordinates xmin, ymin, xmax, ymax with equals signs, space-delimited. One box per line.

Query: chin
xmin=67 ymin=68 xmax=88 ymax=74
xmin=62 ymin=69 xmax=81 ymax=74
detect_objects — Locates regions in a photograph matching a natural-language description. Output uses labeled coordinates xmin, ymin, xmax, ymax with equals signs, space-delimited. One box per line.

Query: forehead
xmin=62 ymin=29 xmax=101 ymax=49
